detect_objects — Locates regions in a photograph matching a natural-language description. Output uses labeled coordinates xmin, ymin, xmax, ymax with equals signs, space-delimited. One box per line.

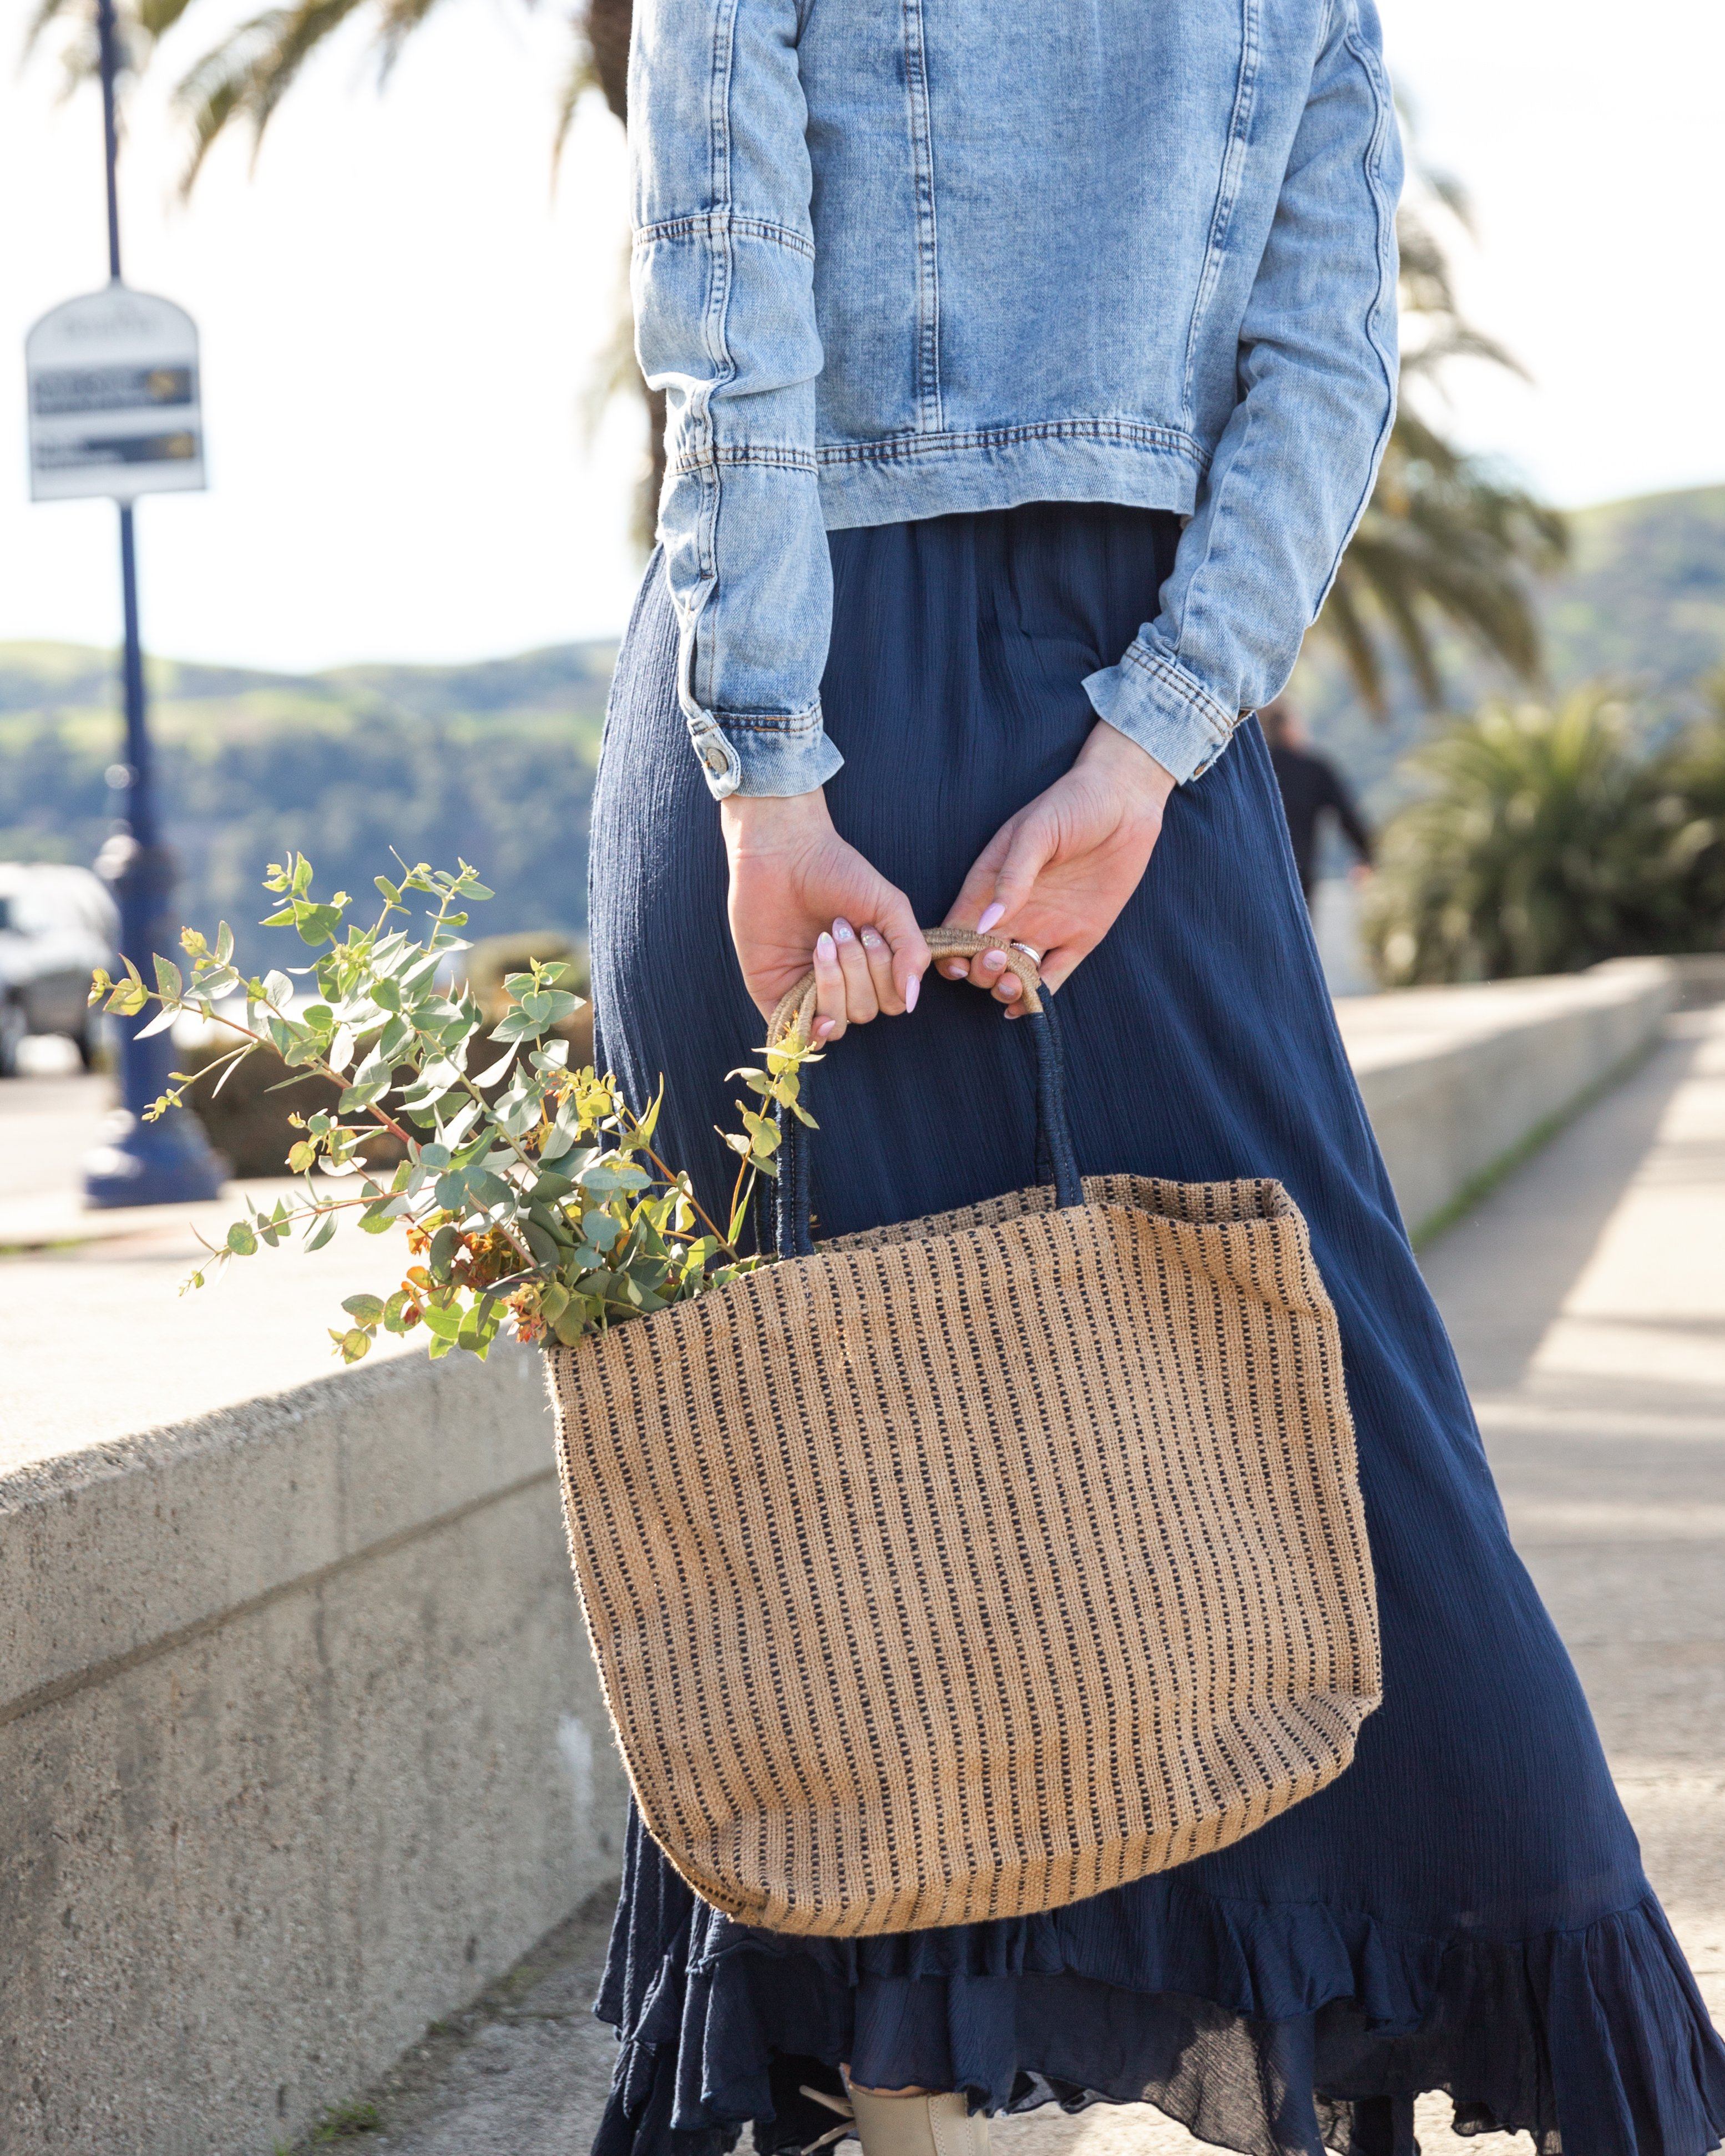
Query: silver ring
xmin=1010 ymin=940 xmax=1043 ymax=964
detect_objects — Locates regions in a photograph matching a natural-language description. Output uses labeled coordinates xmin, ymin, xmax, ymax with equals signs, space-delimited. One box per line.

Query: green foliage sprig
xmin=90 ymin=855 xmax=816 ymax=1363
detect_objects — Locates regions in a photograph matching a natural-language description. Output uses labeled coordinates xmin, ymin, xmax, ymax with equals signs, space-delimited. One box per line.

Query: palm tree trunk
xmin=584 ymin=0 xmax=666 ymax=546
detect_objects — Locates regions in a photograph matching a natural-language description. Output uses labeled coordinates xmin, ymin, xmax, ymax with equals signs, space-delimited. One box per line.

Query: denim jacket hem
xmin=685 ymin=697 xmax=846 ymax=801
xmin=817 ymin=429 xmax=1203 ymax=534
xmin=1082 ymin=640 xmax=1242 ymax=787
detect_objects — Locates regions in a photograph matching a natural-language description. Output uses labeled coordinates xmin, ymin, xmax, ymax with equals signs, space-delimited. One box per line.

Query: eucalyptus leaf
xmin=421 ymin=1295 xmax=463 ymax=1341
xmin=471 ymin=1041 xmax=519 ymax=1087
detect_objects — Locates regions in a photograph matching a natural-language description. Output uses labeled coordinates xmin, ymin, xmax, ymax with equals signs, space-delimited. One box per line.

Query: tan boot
xmin=846 ymin=2085 xmax=989 ymax=2156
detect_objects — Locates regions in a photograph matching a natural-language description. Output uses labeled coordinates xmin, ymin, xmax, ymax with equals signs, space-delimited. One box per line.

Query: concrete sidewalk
xmin=282 ymin=1004 xmax=1725 ymax=2156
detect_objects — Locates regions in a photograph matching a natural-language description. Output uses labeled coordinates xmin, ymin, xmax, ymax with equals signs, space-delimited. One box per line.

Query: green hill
xmin=1542 ymin=483 xmax=1725 ymax=690
xmin=0 ymin=640 xmax=615 ymax=973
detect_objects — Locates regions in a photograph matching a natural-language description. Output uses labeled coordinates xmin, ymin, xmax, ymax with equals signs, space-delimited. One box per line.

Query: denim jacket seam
xmin=1311 ymin=3 xmax=1400 ymax=613
xmin=1293 ymin=2 xmax=1397 ymax=625
xmin=634 ymin=210 xmax=816 ymax=262
xmin=674 ymin=444 xmax=820 ymax=474
xmin=815 ymin=418 xmax=1211 ymax=469
xmin=682 ymin=0 xmax=743 ymax=718
xmin=900 ymin=0 xmax=944 ymax=432
xmin=713 ymin=703 xmax=824 ymax=732
xmin=1178 ymin=0 xmax=1261 ymax=426
xmin=1120 ymin=642 xmax=1238 ymax=741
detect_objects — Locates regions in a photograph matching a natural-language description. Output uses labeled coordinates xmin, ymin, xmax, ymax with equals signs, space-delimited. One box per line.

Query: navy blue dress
xmin=585 ymin=504 xmax=1725 ymax=2156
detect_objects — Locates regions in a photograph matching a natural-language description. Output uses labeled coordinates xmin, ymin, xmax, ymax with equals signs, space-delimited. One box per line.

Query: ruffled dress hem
xmin=593 ymin=1851 xmax=1725 ymax=2156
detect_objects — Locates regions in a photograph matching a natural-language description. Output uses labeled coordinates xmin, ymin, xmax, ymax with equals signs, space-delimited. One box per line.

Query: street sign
xmin=26 ymin=284 xmax=206 ymax=504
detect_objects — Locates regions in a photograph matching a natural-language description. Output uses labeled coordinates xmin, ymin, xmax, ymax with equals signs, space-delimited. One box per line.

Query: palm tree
xmin=29 ymin=6 xmax=1566 ymax=676
xmin=1318 ymin=185 xmax=1569 ymax=714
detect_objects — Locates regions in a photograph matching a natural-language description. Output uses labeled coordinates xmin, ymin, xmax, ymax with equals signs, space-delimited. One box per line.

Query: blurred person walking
xmin=1261 ymin=697 xmax=1375 ymax=902
xmin=582 ymin=6 xmax=1725 ymax=2156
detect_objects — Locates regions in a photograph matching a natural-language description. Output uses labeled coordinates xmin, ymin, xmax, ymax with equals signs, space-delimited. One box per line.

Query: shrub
xmin=1364 ymin=688 xmax=1725 ymax=984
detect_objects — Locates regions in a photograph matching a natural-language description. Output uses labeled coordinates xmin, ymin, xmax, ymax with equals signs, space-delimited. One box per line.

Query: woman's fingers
xmin=811 ymin=930 xmax=847 ymax=1041
xmin=868 ymin=886 xmax=931 ymax=1013
xmin=967 ymin=945 xmax=1024 ymax=1002
xmin=832 ymin=919 xmax=879 ymax=1024
xmin=944 ymin=806 xmax=1056 ymax=994
xmin=812 ymin=895 xmax=928 ymax=1038
xmin=978 ymin=808 xmax=1058 ymax=934
xmin=945 ymin=816 xmax=1015 ymax=931
xmin=858 ymin=925 xmax=902 ymax=1014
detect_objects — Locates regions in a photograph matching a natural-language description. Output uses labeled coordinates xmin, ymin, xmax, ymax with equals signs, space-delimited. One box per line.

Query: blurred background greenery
xmin=0 ymin=641 xmax=611 ymax=976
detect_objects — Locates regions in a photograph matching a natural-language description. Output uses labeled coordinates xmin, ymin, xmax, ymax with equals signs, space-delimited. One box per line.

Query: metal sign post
xmin=24 ymin=0 xmax=221 ymax=1207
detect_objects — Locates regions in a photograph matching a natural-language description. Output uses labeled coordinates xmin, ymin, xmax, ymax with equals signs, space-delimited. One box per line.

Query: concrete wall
xmin=0 ymin=956 xmax=1694 ymax=2156
xmin=0 ymin=1348 xmax=628 ymax=2156
xmin=1335 ymin=956 xmax=1681 ymax=1239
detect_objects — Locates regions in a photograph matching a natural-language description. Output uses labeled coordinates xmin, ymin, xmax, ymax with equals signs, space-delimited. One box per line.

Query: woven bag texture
xmin=547 ymin=1171 xmax=1380 ymax=1937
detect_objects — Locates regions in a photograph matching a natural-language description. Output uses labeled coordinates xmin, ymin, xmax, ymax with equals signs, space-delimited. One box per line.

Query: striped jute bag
xmin=547 ymin=929 xmax=1380 ymax=1937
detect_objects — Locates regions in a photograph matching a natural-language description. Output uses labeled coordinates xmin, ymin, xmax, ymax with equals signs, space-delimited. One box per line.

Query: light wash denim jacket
xmin=631 ymin=0 xmax=1403 ymax=799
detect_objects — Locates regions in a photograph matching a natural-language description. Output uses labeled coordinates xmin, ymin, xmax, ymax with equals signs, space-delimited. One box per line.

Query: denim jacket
xmin=631 ymin=0 xmax=1403 ymax=798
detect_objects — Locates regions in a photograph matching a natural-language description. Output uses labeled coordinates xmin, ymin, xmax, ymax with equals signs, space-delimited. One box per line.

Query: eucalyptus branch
xmin=171 ymin=995 xmax=422 ymax=1155
xmin=633 ymin=1137 xmax=739 ymax=1255
xmin=94 ymin=853 xmax=821 ymax=1365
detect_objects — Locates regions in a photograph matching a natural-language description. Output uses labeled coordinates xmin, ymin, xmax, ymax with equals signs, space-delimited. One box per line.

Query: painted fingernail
xmin=816 ymin=933 xmax=836 ymax=962
xmin=977 ymin=902 xmax=1006 ymax=932
xmin=982 ymin=949 xmax=1007 ymax=970
xmin=860 ymin=928 xmax=884 ymax=949
xmin=814 ymin=1016 xmax=836 ymax=1040
xmin=943 ymin=962 xmax=968 ymax=979
xmin=904 ymin=972 xmax=920 ymax=1013
xmin=833 ymin=918 xmax=855 ymax=943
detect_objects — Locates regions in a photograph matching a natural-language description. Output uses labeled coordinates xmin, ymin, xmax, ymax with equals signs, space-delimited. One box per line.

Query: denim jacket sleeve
xmin=1082 ymin=0 xmax=1403 ymax=785
xmin=630 ymin=0 xmax=842 ymax=801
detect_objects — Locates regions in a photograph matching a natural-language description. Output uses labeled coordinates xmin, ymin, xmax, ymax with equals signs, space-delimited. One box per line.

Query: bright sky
xmin=1 ymin=0 xmax=1722 ymax=674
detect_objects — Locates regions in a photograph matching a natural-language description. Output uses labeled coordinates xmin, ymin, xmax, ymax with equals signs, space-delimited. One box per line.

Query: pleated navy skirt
xmin=585 ymin=504 xmax=1725 ymax=2156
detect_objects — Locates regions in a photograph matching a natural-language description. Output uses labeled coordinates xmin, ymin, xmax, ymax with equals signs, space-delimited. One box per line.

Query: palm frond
xmin=1319 ymin=572 xmax=1389 ymax=716
xmin=374 ymin=0 xmax=445 ymax=83
xmin=172 ymin=0 xmax=370 ymax=190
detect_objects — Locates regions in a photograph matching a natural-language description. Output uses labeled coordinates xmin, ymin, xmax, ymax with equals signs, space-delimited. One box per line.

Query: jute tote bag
xmin=547 ymin=929 xmax=1380 ymax=1938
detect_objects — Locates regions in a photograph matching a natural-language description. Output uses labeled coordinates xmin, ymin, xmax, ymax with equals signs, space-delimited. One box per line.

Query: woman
xmin=586 ymin=3 xmax=1725 ymax=2154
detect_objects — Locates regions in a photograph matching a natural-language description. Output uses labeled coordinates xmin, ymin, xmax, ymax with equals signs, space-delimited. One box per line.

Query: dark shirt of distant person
xmin=1258 ymin=698 xmax=1374 ymax=903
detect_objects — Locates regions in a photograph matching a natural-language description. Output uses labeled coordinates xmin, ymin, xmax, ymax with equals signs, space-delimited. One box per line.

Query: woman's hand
xmin=721 ymin=791 xmax=930 ymax=1039
xmin=943 ymin=723 xmax=1176 ymax=1009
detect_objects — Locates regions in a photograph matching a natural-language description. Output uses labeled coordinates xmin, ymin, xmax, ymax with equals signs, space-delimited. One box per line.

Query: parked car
xmin=0 ymin=864 xmax=118 ymax=1075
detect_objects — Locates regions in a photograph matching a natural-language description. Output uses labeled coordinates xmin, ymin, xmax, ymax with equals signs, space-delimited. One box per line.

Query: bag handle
xmin=762 ymin=929 xmax=1084 ymax=1261
xmin=767 ymin=927 xmax=1046 ymax=1042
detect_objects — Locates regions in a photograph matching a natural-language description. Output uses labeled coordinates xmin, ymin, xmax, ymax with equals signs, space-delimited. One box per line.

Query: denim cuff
xmin=1081 ymin=637 xmax=1243 ymax=785
xmin=686 ymin=701 xmax=846 ymax=801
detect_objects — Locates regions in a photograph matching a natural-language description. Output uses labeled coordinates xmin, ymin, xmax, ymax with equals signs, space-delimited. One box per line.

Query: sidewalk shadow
xmin=1418 ymin=1015 xmax=1714 ymax=1398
